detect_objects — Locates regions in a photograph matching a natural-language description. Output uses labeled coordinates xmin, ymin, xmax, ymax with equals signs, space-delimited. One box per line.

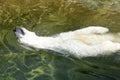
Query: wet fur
xmin=14 ymin=26 xmax=120 ymax=58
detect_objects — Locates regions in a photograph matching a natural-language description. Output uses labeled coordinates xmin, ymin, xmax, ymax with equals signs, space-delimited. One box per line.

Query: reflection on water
xmin=0 ymin=0 xmax=120 ymax=80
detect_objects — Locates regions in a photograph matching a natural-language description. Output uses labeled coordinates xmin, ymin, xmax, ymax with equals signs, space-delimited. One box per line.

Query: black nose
xmin=13 ymin=28 xmax=17 ymax=32
xmin=13 ymin=27 xmax=25 ymax=35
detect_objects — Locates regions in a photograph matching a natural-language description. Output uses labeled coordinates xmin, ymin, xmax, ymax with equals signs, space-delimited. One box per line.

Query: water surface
xmin=0 ymin=0 xmax=120 ymax=80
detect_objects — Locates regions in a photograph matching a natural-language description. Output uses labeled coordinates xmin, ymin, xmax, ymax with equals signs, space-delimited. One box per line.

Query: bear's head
xmin=13 ymin=27 xmax=36 ymax=39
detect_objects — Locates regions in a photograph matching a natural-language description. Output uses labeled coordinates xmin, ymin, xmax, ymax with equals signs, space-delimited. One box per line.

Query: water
xmin=0 ymin=0 xmax=120 ymax=80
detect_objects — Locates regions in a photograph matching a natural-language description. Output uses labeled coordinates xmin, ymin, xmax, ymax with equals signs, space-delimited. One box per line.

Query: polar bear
xmin=13 ymin=26 xmax=120 ymax=58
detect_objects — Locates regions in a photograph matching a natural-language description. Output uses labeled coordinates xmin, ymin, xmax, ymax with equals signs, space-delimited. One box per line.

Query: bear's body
xmin=14 ymin=26 xmax=120 ymax=58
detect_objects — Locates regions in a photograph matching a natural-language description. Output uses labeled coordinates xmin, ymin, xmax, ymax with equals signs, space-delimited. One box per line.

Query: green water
xmin=0 ymin=0 xmax=120 ymax=80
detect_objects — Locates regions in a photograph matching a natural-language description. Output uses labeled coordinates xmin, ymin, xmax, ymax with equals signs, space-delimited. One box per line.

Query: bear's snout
xmin=13 ymin=27 xmax=25 ymax=35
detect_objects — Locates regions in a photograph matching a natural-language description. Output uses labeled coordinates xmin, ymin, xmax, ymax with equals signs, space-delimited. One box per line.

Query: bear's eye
xmin=20 ymin=29 xmax=25 ymax=35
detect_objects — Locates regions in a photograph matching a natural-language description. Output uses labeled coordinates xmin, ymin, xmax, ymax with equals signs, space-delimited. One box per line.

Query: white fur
xmin=15 ymin=26 xmax=120 ymax=58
